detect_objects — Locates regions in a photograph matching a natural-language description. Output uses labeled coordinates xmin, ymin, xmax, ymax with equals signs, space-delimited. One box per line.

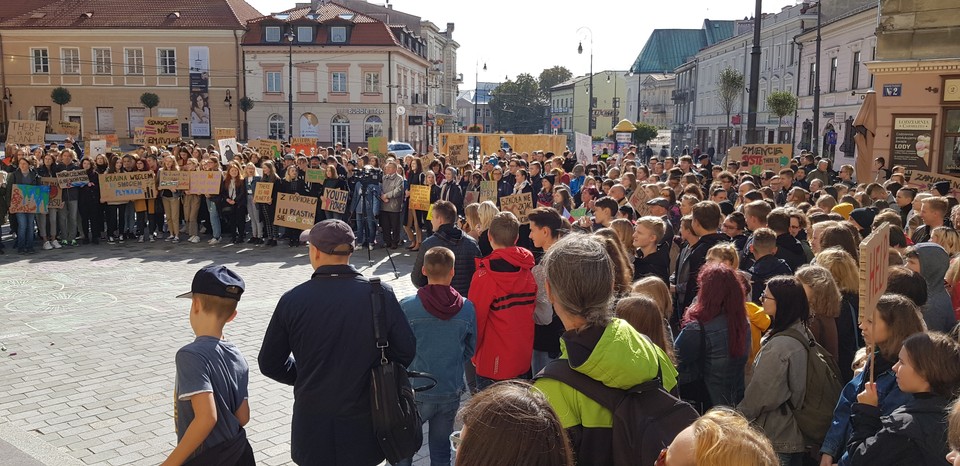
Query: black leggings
xmin=257 ymin=204 xmax=276 ymax=240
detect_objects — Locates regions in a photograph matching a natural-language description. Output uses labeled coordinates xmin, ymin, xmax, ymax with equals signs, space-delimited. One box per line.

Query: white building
xmin=637 ymin=73 xmax=676 ymax=129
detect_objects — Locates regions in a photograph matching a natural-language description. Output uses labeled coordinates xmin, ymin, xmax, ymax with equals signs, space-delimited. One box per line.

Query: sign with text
xmin=133 ymin=127 xmax=146 ymax=145
xmin=10 ymin=184 xmax=49 ymax=214
xmin=214 ymin=127 xmax=236 ymax=140
xmin=627 ymin=188 xmax=650 ymax=216
xmin=321 ymin=188 xmax=349 ymax=214
xmin=890 ymin=115 xmax=935 ymax=172
xmin=86 ymin=139 xmax=107 ymax=158
xmin=8 ymin=120 xmax=46 ymax=145
xmin=187 ymin=171 xmax=222 ymax=195
xmin=253 ymin=181 xmax=274 ymax=204
xmin=158 ymin=170 xmax=190 ymax=190
xmin=409 ymin=184 xmax=432 ymax=211
xmin=499 ymin=193 xmax=534 ymax=224
xmin=441 ymin=133 xmax=469 ymax=167
xmin=57 ymin=121 xmax=80 ymax=138
xmin=217 ymin=138 xmax=239 ymax=164
xmin=99 ymin=172 xmax=157 ymax=202
xmin=305 ymin=168 xmax=326 ymax=184
xmin=144 ymin=117 xmax=181 ymax=146
xmin=859 ymin=223 xmax=891 ymax=322
xmin=252 ymin=139 xmax=282 ymax=159
xmin=575 ymin=132 xmax=592 ymax=166
xmin=905 ymin=170 xmax=960 ymax=196
xmin=290 ymin=137 xmax=317 ymax=157
xmin=40 ymin=177 xmax=63 ymax=209
xmin=726 ymin=144 xmax=792 ymax=175
xmin=367 ymin=136 xmax=386 ymax=157
xmin=480 ymin=180 xmax=498 ymax=203
xmin=56 ymin=169 xmax=90 ymax=188
xmin=274 ymin=193 xmax=317 ymax=229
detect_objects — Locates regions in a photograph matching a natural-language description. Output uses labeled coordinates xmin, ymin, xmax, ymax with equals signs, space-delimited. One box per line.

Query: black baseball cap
xmin=300 ymin=219 xmax=355 ymax=255
xmin=176 ymin=265 xmax=245 ymax=301
xmin=647 ymin=197 xmax=670 ymax=208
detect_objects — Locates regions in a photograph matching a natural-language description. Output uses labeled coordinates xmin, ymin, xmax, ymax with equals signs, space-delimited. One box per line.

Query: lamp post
xmin=802 ymin=0 xmax=824 ymax=156
xmin=474 ymin=61 xmax=486 ymax=136
xmin=746 ymin=0 xmax=762 ymax=144
xmin=285 ymin=25 xmax=295 ymax=143
xmin=577 ymin=27 xmax=593 ymax=139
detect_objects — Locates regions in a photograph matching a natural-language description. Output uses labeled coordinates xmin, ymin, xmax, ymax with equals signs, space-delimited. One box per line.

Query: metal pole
xmin=287 ymin=26 xmax=293 ymax=143
xmin=812 ymin=2 xmax=822 ymax=156
xmin=388 ymin=52 xmax=393 ymax=141
xmin=792 ymin=37 xmax=803 ymax=151
xmin=588 ymin=52 xmax=594 ymax=139
xmin=746 ymin=0 xmax=762 ymax=144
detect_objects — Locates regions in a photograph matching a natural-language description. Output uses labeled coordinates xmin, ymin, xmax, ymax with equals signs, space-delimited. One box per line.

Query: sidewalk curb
xmin=0 ymin=422 xmax=84 ymax=466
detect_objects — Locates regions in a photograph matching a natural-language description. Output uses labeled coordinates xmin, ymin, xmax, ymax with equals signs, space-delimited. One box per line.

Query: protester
xmin=528 ymin=207 xmax=566 ymax=374
xmin=904 ymin=243 xmax=958 ymax=332
xmin=817 ymin=247 xmax=864 ymax=384
xmin=411 ymin=200 xmax=481 ymax=296
xmin=633 ymin=215 xmax=671 ymax=284
xmin=659 ymin=407 xmax=778 ymax=466
xmin=10 ymin=157 xmax=39 ymax=253
xmin=616 ymin=295 xmax=677 ymax=363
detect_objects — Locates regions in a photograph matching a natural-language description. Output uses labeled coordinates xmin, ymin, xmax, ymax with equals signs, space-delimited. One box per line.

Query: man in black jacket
xmin=412 ymin=200 xmax=482 ymax=296
xmin=767 ymin=207 xmax=807 ymax=271
xmin=676 ymin=201 xmax=726 ymax=312
xmin=259 ymin=220 xmax=415 ymax=466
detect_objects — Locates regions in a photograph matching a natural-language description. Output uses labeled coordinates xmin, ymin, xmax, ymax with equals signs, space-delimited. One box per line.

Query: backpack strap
xmin=538 ymin=359 xmax=665 ymax=412
xmin=369 ymin=277 xmax=388 ymax=365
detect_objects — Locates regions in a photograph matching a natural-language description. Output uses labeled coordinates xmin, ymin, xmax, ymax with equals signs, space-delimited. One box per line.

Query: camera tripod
xmin=355 ymin=179 xmax=399 ymax=279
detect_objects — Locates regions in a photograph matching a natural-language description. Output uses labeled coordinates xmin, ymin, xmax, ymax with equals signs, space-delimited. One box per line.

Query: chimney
xmin=446 ymin=22 xmax=455 ymax=33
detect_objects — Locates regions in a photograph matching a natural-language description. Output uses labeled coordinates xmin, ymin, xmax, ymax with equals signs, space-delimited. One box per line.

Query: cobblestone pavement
xmin=0 ymin=236 xmax=440 ymax=465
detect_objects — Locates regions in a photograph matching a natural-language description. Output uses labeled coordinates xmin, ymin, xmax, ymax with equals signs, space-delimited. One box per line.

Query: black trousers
xmin=380 ymin=210 xmax=402 ymax=246
xmin=79 ymin=199 xmax=102 ymax=240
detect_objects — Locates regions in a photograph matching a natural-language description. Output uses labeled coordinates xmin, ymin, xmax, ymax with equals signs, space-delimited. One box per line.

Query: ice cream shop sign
xmin=891 ymin=114 xmax=936 ymax=172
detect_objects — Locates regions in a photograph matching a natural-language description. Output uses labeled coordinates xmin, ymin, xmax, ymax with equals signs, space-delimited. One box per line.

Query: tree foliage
xmin=538 ymin=66 xmax=573 ymax=98
xmin=140 ymin=92 xmax=160 ymax=116
xmin=767 ymin=90 xmax=798 ymax=127
xmin=489 ymin=73 xmax=545 ymax=134
xmin=51 ymin=87 xmax=71 ymax=120
xmin=717 ymin=68 xmax=744 ymax=121
xmin=239 ymin=96 xmax=255 ymax=113
xmin=633 ymin=121 xmax=659 ymax=145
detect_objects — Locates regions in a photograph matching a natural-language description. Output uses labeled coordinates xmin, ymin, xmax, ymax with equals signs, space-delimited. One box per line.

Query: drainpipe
xmin=234 ymin=29 xmax=242 ymax=140
xmin=388 ymin=51 xmax=393 ymax=141
xmin=792 ymin=36 xmax=803 ymax=150
xmin=0 ymin=32 xmax=7 ymax=137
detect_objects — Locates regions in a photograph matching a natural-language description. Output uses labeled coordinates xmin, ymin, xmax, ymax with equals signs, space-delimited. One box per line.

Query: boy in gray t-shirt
xmin=162 ymin=265 xmax=254 ymax=466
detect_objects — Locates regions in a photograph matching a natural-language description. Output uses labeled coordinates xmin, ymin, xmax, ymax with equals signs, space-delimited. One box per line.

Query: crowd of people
xmin=11 ymin=136 xmax=960 ymax=466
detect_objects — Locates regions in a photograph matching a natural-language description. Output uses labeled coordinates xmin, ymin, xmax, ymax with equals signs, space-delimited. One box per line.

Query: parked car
xmin=388 ymin=141 xmax=415 ymax=157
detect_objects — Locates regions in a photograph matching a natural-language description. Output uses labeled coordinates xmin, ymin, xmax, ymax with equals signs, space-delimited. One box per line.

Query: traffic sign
xmin=437 ymin=118 xmax=445 ymax=125
xmin=396 ymin=106 xmax=406 ymax=116
xmin=550 ymin=117 xmax=561 ymax=129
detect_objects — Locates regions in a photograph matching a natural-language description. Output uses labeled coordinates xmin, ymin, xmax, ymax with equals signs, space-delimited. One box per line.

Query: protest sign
xmin=409 ymin=185 xmax=431 ymax=211
xmin=321 ymin=188 xmax=349 ymax=214
xmin=133 ymin=127 xmax=146 ymax=145
xmin=214 ymin=127 xmax=236 ymax=140
xmin=904 ymin=170 xmax=960 ymax=196
xmin=252 ymin=139 xmax=282 ymax=159
xmin=628 ymin=188 xmax=650 ymax=216
xmin=86 ymin=139 xmax=107 ymax=158
xmin=305 ymin=168 xmax=326 ymax=184
xmin=86 ymin=133 xmax=119 ymax=151
xmin=57 ymin=121 xmax=80 ymax=138
xmin=40 ymin=177 xmax=63 ymax=209
xmin=158 ymin=170 xmax=190 ymax=190
xmin=187 ymin=171 xmax=222 ymax=195
xmin=440 ymin=133 xmax=469 ymax=167
xmin=217 ymin=138 xmax=240 ymax=164
xmin=367 ymin=136 xmax=386 ymax=156
xmin=463 ymin=190 xmax=478 ymax=207
xmin=576 ymin=132 xmax=592 ymax=165
xmin=274 ymin=193 xmax=318 ymax=229
xmin=290 ymin=137 xmax=317 ymax=156
xmin=98 ymin=172 xmax=157 ymax=202
xmin=8 ymin=120 xmax=45 ymax=145
xmin=570 ymin=207 xmax=588 ymax=219
xmin=480 ymin=180 xmax=498 ymax=203
xmin=10 ymin=184 xmax=49 ymax=214
xmin=499 ymin=193 xmax=534 ymax=224
xmin=421 ymin=154 xmax=436 ymax=170
xmin=56 ymin=169 xmax=90 ymax=188
xmin=253 ymin=182 xmax=274 ymax=204
xmin=725 ymin=144 xmax=792 ymax=175
xmin=859 ymin=223 xmax=890 ymax=322
xmin=143 ymin=117 xmax=180 ymax=146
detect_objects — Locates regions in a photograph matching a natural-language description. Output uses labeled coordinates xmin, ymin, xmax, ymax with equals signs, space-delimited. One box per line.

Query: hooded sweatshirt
xmin=417 ymin=284 xmax=464 ymax=320
xmin=467 ymin=246 xmax=537 ymax=380
xmin=913 ymin=242 xmax=958 ymax=332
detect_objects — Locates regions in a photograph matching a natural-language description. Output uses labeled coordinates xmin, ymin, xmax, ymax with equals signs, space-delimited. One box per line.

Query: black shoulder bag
xmin=368 ymin=277 xmax=437 ymax=463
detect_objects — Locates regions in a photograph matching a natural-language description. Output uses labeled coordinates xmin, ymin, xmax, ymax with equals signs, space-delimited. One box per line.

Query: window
xmin=331 ymin=72 xmax=347 ymax=93
xmin=364 ymin=72 xmax=380 ymax=93
xmin=829 ymin=57 xmax=838 ymax=92
xmin=940 ymin=109 xmax=960 ymax=173
xmin=851 ymin=51 xmax=861 ymax=90
xmin=31 ymin=48 xmax=49 ymax=74
xmin=158 ymin=48 xmax=176 ymax=75
xmin=788 ymin=43 xmax=795 ymax=66
xmin=123 ymin=48 xmax=143 ymax=75
xmin=364 ymin=115 xmax=383 ymax=138
xmin=266 ymin=71 xmax=282 ymax=93
xmin=475 ymin=108 xmax=480 ymax=117
xmin=61 ymin=48 xmax=80 ymax=74
xmin=268 ymin=114 xmax=285 ymax=139
xmin=331 ymin=114 xmax=350 ymax=144
xmin=297 ymin=26 xmax=312 ymax=43
xmin=808 ymin=63 xmax=816 ymax=96
xmin=330 ymin=26 xmax=347 ymax=43
xmin=869 ymin=47 xmax=876 ymax=88
xmin=485 ymin=109 xmax=491 ymax=117
xmin=265 ymin=26 xmax=281 ymax=42
xmin=94 ymin=48 xmax=112 ymax=75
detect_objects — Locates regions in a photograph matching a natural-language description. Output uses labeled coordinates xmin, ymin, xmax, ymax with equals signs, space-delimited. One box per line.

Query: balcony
xmin=650 ymin=104 xmax=667 ymax=113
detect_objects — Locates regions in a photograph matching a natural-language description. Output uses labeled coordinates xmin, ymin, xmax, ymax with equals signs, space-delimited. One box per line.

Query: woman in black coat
xmin=440 ymin=166 xmax=464 ymax=216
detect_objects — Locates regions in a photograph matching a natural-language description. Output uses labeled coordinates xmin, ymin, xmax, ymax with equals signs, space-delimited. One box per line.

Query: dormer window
xmin=297 ymin=26 xmax=313 ymax=43
xmin=330 ymin=26 xmax=347 ymax=44
xmin=265 ymin=26 xmax=281 ymax=42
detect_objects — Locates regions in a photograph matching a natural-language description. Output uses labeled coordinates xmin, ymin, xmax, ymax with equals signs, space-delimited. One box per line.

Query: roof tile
xmin=0 ymin=0 xmax=261 ymax=29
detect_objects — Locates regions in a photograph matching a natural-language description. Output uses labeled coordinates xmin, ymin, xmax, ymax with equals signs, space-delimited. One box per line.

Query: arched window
xmin=364 ymin=115 xmax=383 ymax=139
xmin=331 ymin=114 xmax=350 ymax=145
xmin=268 ymin=114 xmax=284 ymax=139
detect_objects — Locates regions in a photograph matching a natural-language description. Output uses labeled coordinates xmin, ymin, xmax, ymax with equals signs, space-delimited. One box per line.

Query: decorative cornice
xmin=866 ymin=58 xmax=960 ymax=74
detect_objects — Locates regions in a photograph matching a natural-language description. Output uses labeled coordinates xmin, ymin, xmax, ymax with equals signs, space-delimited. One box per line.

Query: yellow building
xmin=0 ymin=0 xmax=261 ymax=145
xmin=550 ymin=70 xmax=628 ymax=139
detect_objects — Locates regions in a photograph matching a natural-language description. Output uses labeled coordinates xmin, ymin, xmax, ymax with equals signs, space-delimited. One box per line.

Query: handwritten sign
xmin=10 ymin=184 xmax=49 ymax=214
xmin=305 ymin=168 xmax=326 ymax=184
xmin=367 ymin=136 xmax=386 ymax=156
xmin=726 ymin=144 xmax=792 ymax=175
xmin=421 ymin=154 xmax=436 ymax=170
xmin=464 ymin=190 xmax=478 ymax=207
xmin=56 ymin=169 xmax=90 ymax=188
xmin=133 ymin=126 xmax=146 ymax=145
xmin=480 ymin=180 xmax=498 ymax=203
xmin=905 ymin=170 xmax=960 ymax=196
xmin=628 ymin=188 xmax=650 ymax=216
xmin=57 ymin=121 xmax=80 ymax=138
xmin=575 ymin=132 xmax=592 ymax=166
xmin=187 ymin=171 xmax=222 ymax=195
xmin=447 ymin=133 xmax=469 ymax=168
xmin=40 ymin=177 xmax=64 ymax=209
xmin=409 ymin=184 xmax=431 ymax=211
xmin=158 ymin=170 xmax=190 ymax=190
xmin=99 ymin=172 xmax=157 ymax=202
xmin=214 ymin=127 xmax=236 ymax=140
xmin=86 ymin=139 xmax=107 ymax=158
xmin=143 ymin=117 xmax=180 ymax=146
xmin=274 ymin=193 xmax=318 ymax=229
xmin=217 ymin=138 xmax=239 ymax=164
xmin=253 ymin=181 xmax=274 ymax=204
xmin=499 ymin=193 xmax=534 ymax=224
xmin=570 ymin=207 xmax=588 ymax=219
xmin=290 ymin=137 xmax=317 ymax=157
xmin=8 ymin=120 xmax=46 ymax=145
xmin=859 ymin=223 xmax=891 ymax=321
xmin=321 ymin=188 xmax=349 ymax=214
xmin=253 ymin=139 xmax=282 ymax=159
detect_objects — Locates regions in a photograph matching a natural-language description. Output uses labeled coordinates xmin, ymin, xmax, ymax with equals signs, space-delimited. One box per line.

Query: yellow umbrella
xmin=853 ymin=90 xmax=877 ymax=179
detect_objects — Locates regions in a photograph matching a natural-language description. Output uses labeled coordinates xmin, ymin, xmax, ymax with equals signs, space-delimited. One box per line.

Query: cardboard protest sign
xmin=570 ymin=207 xmax=588 ymax=219
xmin=98 ymin=172 xmax=157 ymax=202
xmin=40 ymin=177 xmax=63 ymax=209
xmin=421 ymin=154 xmax=436 ymax=170
xmin=367 ymin=137 xmax=386 ymax=156
xmin=187 ymin=171 xmax=222 ymax=195
xmin=440 ymin=133 xmax=469 ymax=167
xmin=576 ymin=132 xmax=592 ymax=166
xmin=479 ymin=135 xmax=501 ymax=157
xmin=499 ymin=193 xmax=534 ymax=224
xmin=905 ymin=170 xmax=960 ymax=196
xmin=10 ymin=184 xmax=49 ymax=214
xmin=480 ymin=180 xmax=498 ymax=203
xmin=86 ymin=139 xmax=107 ymax=158
xmin=321 ymin=188 xmax=349 ymax=214
xmin=253 ymin=139 xmax=283 ymax=159
xmin=253 ymin=181 xmax=274 ymax=204
xmin=158 ymin=170 xmax=190 ymax=190
xmin=290 ymin=137 xmax=317 ymax=156
xmin=133 ymin=127 xmax=146 ymax=145
xmin=463 ymin=190 xmax=478 ymax=207
xmin=217 ymin=138 xmax=240 ymax=165
xmin=8 ymin=120 xmax=46 ymax=145
xmin=409 ymin=185 xmax=432 ymax=211
xmin=725 ymin=144 xmax=792 ymax=176
xmin=56 ymin=169 xmax=89 ymax=188
xmin=143 ymin=117 xmax=180 ymax=146
xmin=214 ymin=127 xmax=236 ymax=140
xmin=628 ymin=188 xmax=650 ymax=217
xmin=859 ymin=223 xmax=891 ymax=321
xmin=305 ymin=168 xmax=326 ymax=184
xmin=57 ymin=121 xmax=80 ymax=138
xmin=274 ymin=193 xmax=318 ymax=229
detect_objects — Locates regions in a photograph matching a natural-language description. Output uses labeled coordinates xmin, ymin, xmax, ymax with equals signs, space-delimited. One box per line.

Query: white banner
xmin=575 ymin=132 xmax=592 ymax=166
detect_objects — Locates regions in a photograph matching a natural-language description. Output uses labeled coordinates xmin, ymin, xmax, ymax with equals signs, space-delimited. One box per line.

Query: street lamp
xmin=577 ymin=27 xmax=593 ymax=139
xmin=474 ymin=61 xmax=486 ymax=135
xmin=285 ymin=25 xmax=295 ymax=143
xmin=802 ymin=0 xmax=824 ymax=156
xmin=746 ymin=0 xmax=762 ymax=144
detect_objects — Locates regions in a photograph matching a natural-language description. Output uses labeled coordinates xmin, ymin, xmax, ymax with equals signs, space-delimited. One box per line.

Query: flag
xmin=562 ymin=208 xmax=574 ymax=223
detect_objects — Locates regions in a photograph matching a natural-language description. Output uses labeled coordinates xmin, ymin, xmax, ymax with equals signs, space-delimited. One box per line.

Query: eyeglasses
xmin=760 ymin=291 xmax=775 ymax=302
xmin=450 ymin=430 xmax=462 ymax=452
xmin=655 ymin=448 xmax=668 ymax=466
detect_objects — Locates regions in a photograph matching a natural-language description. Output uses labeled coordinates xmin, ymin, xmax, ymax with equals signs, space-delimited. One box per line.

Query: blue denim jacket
xmin=675 ymin=315 xmax=749 ymax=407
xmin=350 ymin=181 xmax=382 ymax=217
xmin=399 ymin=295 xmax=476 ymax=403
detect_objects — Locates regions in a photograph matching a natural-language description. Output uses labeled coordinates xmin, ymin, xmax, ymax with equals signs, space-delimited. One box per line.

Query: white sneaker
xmin=137 ymin=235 xmax=144 ymax=243
xmin=208 ymin=237 xmax=221 ymax=245
xmin=149 ymin=235 xmax=156 ymax=243
xmin=165 ymin=235 xmax=173 ymax=241
xmin=188 ymin=236 xmax=200 ymax=243
xmin=51 ymin=240 xmax=62 ymax=249
xmin=42 ymin=241 xmax=53 ymax=250
xmin=171 ymin=236 xmax=180 ymax=243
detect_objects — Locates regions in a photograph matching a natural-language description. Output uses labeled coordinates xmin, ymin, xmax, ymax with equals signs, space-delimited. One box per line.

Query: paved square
xmin=0 ymin=239 xmax=439 ymax=465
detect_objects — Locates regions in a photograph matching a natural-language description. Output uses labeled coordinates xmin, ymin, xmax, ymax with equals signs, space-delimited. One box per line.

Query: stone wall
xmin=877 ymin=0 xmax=960 ymax=60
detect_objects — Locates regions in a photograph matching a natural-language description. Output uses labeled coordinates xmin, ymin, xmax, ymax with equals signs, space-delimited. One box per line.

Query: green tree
xmin=489 ymin=73 xmax=544 ymax=134
xmin=633 ymin=121 xmax=659 ymax=146
xmin=239 ymin=96 xmax=254 ymax=140
xmin=717 ymin=67 xmax=745 ymax=148
xmin=140 ymin=92 xmax=160 ymax=116
xmin=767 ymin=90 xmax=798 ymax=128
xmin=538 ymin=66 xmax=573 ymax=99
xmin=50 ymin=87 xmax=72 ymax=121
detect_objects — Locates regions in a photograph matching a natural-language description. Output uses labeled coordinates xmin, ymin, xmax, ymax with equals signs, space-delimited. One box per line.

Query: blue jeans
xmin=395 ymin=399 xmax=460 ymax=466
xmin=15 ymin=213 xmax=35 ymax=250
xmin=205 ymin=198 xmax=221 ymax=239
xmin=356 ymin=212 xmax=377 ymax=244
